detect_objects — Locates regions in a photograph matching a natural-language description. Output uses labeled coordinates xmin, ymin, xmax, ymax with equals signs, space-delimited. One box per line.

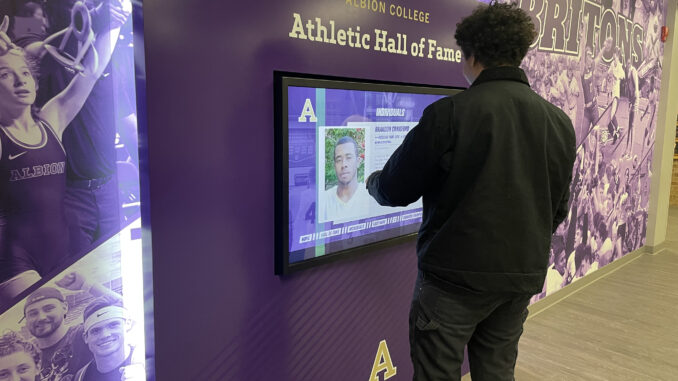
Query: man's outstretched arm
xmin=367 ymin=104 xmax=449 ymax=207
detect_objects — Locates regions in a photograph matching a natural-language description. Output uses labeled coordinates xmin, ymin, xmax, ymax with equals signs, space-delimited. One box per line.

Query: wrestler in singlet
xmin=0 ymin=119 xmax=69 ymax=282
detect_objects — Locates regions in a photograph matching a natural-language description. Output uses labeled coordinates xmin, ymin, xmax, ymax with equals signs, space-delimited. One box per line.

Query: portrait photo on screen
xmin=319 ymin=127 xmax=369 ymax=223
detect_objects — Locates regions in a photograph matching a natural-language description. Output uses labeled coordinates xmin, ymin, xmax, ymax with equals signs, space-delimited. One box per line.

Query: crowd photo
xmin=520 ymin=0 xmax=663 ymax=299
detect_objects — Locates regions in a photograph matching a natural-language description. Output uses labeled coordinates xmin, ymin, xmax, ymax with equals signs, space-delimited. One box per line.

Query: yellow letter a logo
xmin=369 ymin=340 xmax=397 ymax=381
xmin=298 ymin=98 xmax=318 ymax=122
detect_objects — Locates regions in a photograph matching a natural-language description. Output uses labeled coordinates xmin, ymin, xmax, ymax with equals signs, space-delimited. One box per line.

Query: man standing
xmin=623 ymin=57 xmax=640 ymax=159
xmin=321 ymin=135 xmax=370 ymax=222
xmin=73 ymin=299 xmax=144 ymax=381
xmin=366 ymin=2 xmax=576 ymax=379
xmin=39 ymin=0 xmax=136 ymax=253
xmin=578 ymin=14 xmax=603 ymax=147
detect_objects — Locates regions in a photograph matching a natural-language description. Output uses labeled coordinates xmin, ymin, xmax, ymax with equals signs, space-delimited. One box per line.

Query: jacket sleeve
xmin=552 ymin=118 xmax=577 ymax=233
xmin=367 ymin=104 xmax=449 ymax=207
xmin=552 ymin=173 xmax=572 ymax=233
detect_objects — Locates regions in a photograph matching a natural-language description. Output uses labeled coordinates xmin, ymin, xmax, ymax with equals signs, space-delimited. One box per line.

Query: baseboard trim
xmin=644 ymin=241 xmax=670 ymax=255
xmin=526 ymin=247 xmax=646 ymax=319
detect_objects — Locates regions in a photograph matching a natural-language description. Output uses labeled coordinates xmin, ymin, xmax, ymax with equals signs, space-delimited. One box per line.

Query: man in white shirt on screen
xmin=321 ymin=136 xmax=370 ymax=222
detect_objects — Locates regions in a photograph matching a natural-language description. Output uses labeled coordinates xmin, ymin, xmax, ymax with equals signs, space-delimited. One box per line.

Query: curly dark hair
xmin=454 ymin=1 xmax=537 ymax=67
xmin=0 ymin=331 xmax=41 ymax=367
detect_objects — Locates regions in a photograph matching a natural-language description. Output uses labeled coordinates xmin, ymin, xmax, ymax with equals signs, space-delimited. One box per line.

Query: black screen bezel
xmin=274 ymin=71 xmax=463 ymax=275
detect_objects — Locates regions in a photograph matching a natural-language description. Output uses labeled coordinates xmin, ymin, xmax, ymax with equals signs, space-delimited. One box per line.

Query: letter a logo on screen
xmin=298 ymin=98 xmax=318 ymax=122
xmin=369 ymin=340 xmax=397 ymax=381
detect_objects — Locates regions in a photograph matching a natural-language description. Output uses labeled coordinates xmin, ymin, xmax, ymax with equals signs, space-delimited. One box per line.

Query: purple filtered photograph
xmin=0 ymin=0 xmax=140 ymax=311
xmin=521 ymin=0 xmax=664 ymax=300
xmin=286 ymin=84 xmax=452 ymax=264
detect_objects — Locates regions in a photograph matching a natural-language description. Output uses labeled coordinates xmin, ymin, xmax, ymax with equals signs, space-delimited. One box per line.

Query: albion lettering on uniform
xmin=9 ymin=162 xmax=66 ymax=181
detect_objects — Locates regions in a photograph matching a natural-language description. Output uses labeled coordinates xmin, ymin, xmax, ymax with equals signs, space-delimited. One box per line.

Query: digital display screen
xmin=275 ymin=73 xmax=462 ymax=274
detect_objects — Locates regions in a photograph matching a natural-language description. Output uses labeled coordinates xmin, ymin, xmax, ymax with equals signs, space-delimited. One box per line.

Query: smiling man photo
xmin=74 ymin=298 xmax=144 ymax=381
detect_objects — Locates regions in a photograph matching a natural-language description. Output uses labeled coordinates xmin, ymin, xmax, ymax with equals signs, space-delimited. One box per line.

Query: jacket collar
xmin=470 ymin=66 xmax=531 ymax=88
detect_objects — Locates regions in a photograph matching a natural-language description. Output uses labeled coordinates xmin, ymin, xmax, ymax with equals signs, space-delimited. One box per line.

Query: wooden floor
xmin=510 ymin=206 xmax=678 ymax=380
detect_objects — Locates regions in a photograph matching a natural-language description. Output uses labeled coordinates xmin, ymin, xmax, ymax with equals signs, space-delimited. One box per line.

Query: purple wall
xmin=143 ymin=1 xmax=476 ymax=379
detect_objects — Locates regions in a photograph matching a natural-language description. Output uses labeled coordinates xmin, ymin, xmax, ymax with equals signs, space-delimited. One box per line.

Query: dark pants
xmin=580 ymin=105 xmax=600 ymax=148
xmin=409 ymin=272 xmax=532 ymax=381
xmin=64 ymin=176 xmax=121 ymax=254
